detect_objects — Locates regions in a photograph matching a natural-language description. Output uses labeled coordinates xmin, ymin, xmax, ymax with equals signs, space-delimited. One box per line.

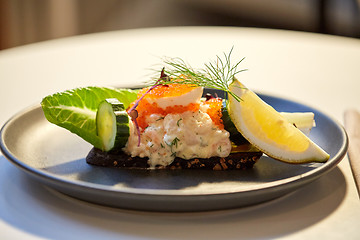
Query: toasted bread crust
xmin=86 ymin=148 xmax=262 ymax=170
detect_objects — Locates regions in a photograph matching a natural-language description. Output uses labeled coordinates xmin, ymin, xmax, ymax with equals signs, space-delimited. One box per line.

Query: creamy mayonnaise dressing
xmin=124 ymin=111 xmax=231 ymax=168
xmin=123 ymin=87 xmax=232 ymax=168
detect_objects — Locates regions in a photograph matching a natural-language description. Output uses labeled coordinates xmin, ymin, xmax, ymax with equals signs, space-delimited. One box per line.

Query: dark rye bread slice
xmin=86 ymin=148 xmax=263 ymax=170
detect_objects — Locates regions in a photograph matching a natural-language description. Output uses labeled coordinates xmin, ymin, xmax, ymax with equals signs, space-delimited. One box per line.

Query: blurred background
xmin=0 ymin=0 xmax=359 ymax=50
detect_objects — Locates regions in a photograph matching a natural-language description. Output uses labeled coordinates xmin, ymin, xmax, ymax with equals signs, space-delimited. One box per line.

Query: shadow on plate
xmin=0 ymin=156 xmax=347 ymax=239
xmin=41 ymin=155 xmax=320 ymax=190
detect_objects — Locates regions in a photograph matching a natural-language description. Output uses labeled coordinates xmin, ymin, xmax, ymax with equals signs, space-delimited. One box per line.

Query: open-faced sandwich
xmin=41 ymin=51 xmax=329 ymax=170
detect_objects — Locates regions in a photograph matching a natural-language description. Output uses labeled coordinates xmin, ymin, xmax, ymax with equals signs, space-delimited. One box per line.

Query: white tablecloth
xmin=0 ymin=27 xmax=359 ymax=239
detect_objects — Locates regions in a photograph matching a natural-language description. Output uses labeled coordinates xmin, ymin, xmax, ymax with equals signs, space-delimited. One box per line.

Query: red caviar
xmin=135 ymin=101 xmax=200 ymax=129
xmin=137 ymin=83 xmax=197 ymax=99
xmin=203 ymin=98 xmax=224 ymax=129
xmin=130 ymin=84 xmax=224 ymax=130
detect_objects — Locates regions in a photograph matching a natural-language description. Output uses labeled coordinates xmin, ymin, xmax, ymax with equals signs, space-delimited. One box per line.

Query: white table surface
xmin=0 ymin=26 xmax=359 ymax=239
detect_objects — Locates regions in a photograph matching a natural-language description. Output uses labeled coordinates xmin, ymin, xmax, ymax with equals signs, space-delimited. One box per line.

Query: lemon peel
xmin=228 ymin=79 xmax=330 ymax=163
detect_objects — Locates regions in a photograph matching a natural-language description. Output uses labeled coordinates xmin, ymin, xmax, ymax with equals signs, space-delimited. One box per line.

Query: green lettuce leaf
xmin=41 ymin=86 xmax=138 ymax=149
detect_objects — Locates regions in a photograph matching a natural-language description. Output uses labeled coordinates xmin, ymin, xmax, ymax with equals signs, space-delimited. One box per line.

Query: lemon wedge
xmin=228 ymin=79 xmax=330 ymax=163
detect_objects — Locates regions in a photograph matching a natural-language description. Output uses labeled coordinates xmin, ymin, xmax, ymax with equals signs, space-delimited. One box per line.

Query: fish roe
xmin=202 ymin=98 xmax=224 ymax=129
xmin=130 ymin=84 xmax=224 ymax=130
xmin=136 ymin=101 xmax=200 ymax=129
xmin=137 ymin=83 xmax=197 ymax=99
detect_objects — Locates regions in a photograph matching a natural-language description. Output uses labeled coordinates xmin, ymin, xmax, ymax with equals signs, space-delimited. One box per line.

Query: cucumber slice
xmin=221 ymin=104 xmax=249 ymax=145
xmin=96 ymin=98 xmax=130 ymax=152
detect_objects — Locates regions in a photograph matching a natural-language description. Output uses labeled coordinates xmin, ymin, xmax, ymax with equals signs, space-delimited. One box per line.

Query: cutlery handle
xmin=344 ymin=109 xmax=360 ymax=198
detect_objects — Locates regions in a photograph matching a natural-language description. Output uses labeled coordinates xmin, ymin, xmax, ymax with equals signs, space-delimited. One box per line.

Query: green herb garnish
xmin=156 ymin=48 xmax=246 ymax=102
xmin=177 ymin=118 xmax=182 ymax=127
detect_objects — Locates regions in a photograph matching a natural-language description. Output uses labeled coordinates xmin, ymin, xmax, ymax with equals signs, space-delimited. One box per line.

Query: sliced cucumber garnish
xmin=96 ymin=98 xmax=130 ymax=152
xmin=221 ymin=104 xmax=249 ymax=145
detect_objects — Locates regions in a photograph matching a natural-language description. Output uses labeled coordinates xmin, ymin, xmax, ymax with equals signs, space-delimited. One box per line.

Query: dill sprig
xmin=155 ymin=48 xmax=246 ymax=102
